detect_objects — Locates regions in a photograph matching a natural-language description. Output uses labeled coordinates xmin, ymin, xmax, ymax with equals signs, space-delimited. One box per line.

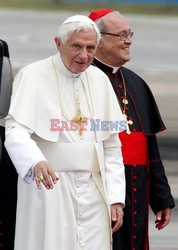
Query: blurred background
xmin=0 ymin=0 xmax=178 ymax=249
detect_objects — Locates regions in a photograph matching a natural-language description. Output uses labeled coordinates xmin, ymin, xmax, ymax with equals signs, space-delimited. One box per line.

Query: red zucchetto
xmin=89 ymin=8 xmax=113 ymax=21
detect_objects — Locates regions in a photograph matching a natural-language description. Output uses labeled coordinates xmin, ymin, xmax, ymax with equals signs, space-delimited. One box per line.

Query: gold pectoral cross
xmin=72 ymin=102 xmax=88 ymax=136
xmin=123 ymin=113 xmax=133 ymax=135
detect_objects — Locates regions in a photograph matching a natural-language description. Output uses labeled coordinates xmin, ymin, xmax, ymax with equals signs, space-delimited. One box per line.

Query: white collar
xmin=95 ymin=57 xmax=120 ymax=73
xmin=53 ymin=53 xmax=81 ymax=78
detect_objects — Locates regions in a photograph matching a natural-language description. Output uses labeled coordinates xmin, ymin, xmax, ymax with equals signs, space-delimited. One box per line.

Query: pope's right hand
xmin=34 ymin=160 xmax=59 ymax=189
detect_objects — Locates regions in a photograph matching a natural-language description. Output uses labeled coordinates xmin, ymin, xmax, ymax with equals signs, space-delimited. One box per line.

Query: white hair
xmin=57 ymin=21 xmax=101 ymax=45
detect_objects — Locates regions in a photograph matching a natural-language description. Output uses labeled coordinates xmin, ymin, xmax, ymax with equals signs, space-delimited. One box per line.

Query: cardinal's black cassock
xmin=93 ymin=58 xmax=175 ymax=250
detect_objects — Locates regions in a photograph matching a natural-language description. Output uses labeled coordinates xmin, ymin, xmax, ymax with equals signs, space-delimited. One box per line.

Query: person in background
xmin=0 ymin=39 xmax=17 ymax=250
xmin=0 ymin=126 xmax=17 ymax=250
xmin=4 ymin=15 xmax=126 ymax=250
xmin=89 ymin=9 xmax=175 ymax=250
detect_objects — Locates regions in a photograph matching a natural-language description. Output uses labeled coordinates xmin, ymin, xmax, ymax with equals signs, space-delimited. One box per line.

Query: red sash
xmin=119 ymin=131 xmax=147 ymax=165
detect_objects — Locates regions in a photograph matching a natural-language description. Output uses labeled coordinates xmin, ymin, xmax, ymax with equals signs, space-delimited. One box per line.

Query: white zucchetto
xmin=62 ymin=15 xmax=96 ymax=25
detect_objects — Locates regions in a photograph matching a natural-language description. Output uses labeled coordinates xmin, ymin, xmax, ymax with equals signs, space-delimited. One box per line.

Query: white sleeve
xmin=5 ymin=117 xmax=47 ymax=183
xmin=104 ymin=133 xmax=126 ymax=206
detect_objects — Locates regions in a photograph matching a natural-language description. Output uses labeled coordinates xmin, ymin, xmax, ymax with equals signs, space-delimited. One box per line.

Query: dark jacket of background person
xmin=0 ymin=39 xmax=17 ymax=250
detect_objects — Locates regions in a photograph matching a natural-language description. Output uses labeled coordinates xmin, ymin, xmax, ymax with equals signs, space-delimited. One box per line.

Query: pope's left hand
xmin=155 ymin=207 xmax=171 ymax=230
xmin=110 ymin=203 xmax=124 ymax=233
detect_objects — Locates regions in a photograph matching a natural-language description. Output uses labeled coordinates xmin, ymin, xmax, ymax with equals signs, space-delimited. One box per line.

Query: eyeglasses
xmin=100 ymin=31 xmax=134 ymax=41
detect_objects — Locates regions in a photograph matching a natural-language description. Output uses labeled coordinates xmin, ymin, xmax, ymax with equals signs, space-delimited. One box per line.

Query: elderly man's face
xmin=98 ymin=14 xmax=132 ymax=67
xmin=56 ymin=29 xmax=97 ymax=73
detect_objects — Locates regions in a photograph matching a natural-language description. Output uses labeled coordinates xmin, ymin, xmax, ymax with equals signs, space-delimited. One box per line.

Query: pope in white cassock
xmin=5 ymin=15 xmax=126 ymax=250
